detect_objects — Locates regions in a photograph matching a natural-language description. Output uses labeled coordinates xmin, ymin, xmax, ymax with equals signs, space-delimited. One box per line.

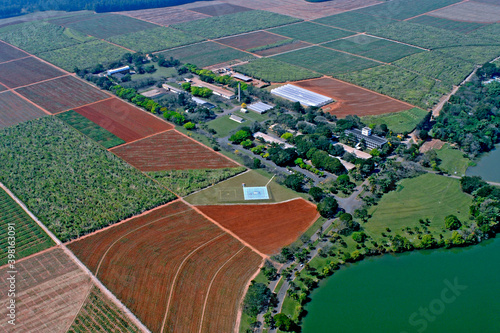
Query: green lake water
xmin=466 ymin=146 xmax=500 ymax=183
xmin=302 ymin=236 xmax=500 ymax=333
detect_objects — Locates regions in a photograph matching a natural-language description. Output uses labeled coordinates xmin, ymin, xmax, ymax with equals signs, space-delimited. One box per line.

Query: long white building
xmin=270 ymin=84 xmax=333 ymax=107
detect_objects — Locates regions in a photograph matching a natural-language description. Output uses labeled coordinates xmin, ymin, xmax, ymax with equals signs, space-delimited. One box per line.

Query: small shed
xmin=232 ymin=73 xmax=253 ymax=82
xmin=248 ymin=102 xmax=273 ymax=114
xmin=230 ymin=115 xmax=245 ymax=123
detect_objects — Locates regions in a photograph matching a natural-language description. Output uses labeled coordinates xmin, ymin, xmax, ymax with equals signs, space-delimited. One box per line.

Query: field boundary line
xmin=0 ymin=182 xmax=61 ymax=245
xmin=54 ymin=96 xmax=115 ymax=115
xmin=11 ymin=73 xmax=71 ymax=90
xmin=107 ymin=128 xmax=174 ymax=149
xmin=159 ymin=232 xmax=226 ymax=333
xmin=364 ymin=33 xmax=431 ymax=51
xmin=8 ymin=89 xmax=52 ymax=115
xmin=0 ymin=55 xmax=31 ymax=65
xmin=198 ymin=246 xmax=246 ymax=333
xmin=112 ymin=12 xmax=167 ymax=27
xmin=234 ymin=257 xmax=265 ymax=333
xmin=176 ymin=168 xmax=250 ymax=198
xmin=0 ymin=245 xmax=61 ymax=270
xmin=64 ymin=283 xmax=95 ymax=332
xmin=183 ymin=198 xmax=268 ymax=258
xmin=403 ymin=0 xmax=470 ymax=21
xmin=64 ymin=199 xmax=183 ymax=245
xmin=192 ymin=196 xmax=305 ymax=206
xmin=93 ymin=208 xmax=192 ymax=276
xmin=103 ymin=38 xmax=137 ymax=53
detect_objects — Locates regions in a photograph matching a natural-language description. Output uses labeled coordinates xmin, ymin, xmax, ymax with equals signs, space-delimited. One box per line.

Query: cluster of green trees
xmin=111 ymin=85 xmax=161 ymax=113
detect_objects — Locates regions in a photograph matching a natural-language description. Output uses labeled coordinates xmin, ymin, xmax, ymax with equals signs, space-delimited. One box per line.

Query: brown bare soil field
xmin=429 ymin=1 xmax=500 ymax=23
xmin=0 ymin=91 xmax=47 ymax=128
xmin=190 ymin=3 xmax=253 ymax=16
xmin=0 ymin=248 xmax=91 ymax=333
xmin=254 ymin=40 xmax=312 ymax=56
xmin=293 ymin=77 xmax=413 ymax=118
xmin=0 ymin=41 xmax=29 ymax=63
xmin=15 ymin=76 xmax=110 ymax=114
xmin=110 ymin=130 xmax=239 ymax=171
xmin=118 ymin=7 xmax=210 ymax=26
xmin=197 ymin=198 xmax=319 ymax=255
xmin=0 ymin=57 xmax=66 ymax=89
xmin=420 ymin=139 xmax=446 ymax=153
xmin=200 ymin=247 xmax=263 ymax=332
xmin=217 ymin=31 xmax=289 ymax=50
xmin=68 ymin=201 xmax=261 ymax=333
xmin=73 ymin=98 xmax=173 ymax=142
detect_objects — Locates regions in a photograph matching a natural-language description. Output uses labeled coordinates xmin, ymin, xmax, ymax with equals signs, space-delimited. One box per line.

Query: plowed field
xmin=0 ymin=41 xmax=29 ymax=63
xmin=0 ymin=91 xmax=47 ymax=128
xmin=292 ymin=77 xmax=413 ymax=118
xmin=0 ymin=57 xmax=66 ymax=89
xmin=217 ymin=31 xmax=288 ymax=51
xmin=15 ymin=76 xmax=110 ymax=114
xmin=67 ymin=201 xmax=262 ymax=333
xmin=73 ymin=98 xmax=173 ymax=142
xmin=197 ymin=198 xmax=319 ymax=254
xmin=110 ymin=130 xmax=239 ymax=171
xmin=190 ymin=3 xmax=253 ymax=16
xmin=118 ymin=7 xmax=210 ymax=26
xmin=0 ymin=248 xmax=91 ymax=333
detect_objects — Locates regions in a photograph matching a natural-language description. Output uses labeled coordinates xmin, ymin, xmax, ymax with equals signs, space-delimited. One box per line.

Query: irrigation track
xmin=0 ymin=181 xmax=152 ymax=333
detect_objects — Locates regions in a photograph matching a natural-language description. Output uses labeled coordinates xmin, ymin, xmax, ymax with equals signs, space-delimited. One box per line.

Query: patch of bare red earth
xmin=0 ymin=91 xmax=47 ymax=128
xmin=293 ymin=77 xmax=413 ymax=118
xmin=218 ymin=30 xmax=289 ymax=51
xmin=197 ymin=198 xmax=320 ymax=255
xmin=0 ymin=41 xmax=29 ymax=63
xmin=110 ymin=129 xmax=239 ymax=171
xmin=0 ymin=57 xmax=66 ymax=89
xmin=0 ymin=248 xmax=91 ymax=333
xmin=67 ymin=201 xmax=262 ymax=333
xmin=73 ymin=97 xmax=173 ymax=142
xmin=15 ymin=76 xmax=110 ymax=114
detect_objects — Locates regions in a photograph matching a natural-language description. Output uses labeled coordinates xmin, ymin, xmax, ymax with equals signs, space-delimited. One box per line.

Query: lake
xmin=302 ymin=236 xmax=500 ymax=333
xmin=466 ymin=145 xmax=500 ymax=183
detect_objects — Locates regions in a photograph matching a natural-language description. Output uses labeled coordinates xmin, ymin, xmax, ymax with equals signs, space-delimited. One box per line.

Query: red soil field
xmin=0 ymin=91 xmax=47 ymax=129
xmin=0 ymin=41 xmax=29 ymax=63
xmin=67 ymin=201 xmax=261 ymax=333
xmin=254 ymin=40 xmax=312 ymax=56
xmin=197 ymin=198 xmax=320 ymax=255
xmin=0 ymin=57 xmax=66 ymax=89
xmin=217 ymin=31 xmax=289 ymax=51
xmin=110 ymin=130 xmax=239 ymax=171
xmin=15 ymin=76 xmax=110 ymax=114
xmin=73 ymin=98 xmax=173 ymax=142
xmin=293 ymin=77 xmax=413 ymax=118
xmin=0 ymin=248 xmax=92 ymax=333
xmin=190 ymin=3 xmax=253 ymax=16
xmin=118 ymin=7 xmax=210 ymax=26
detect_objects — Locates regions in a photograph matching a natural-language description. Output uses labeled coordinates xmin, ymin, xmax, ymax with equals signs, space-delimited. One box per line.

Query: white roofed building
xmin=248 ymin=102 xmax=273 ymax=114
xmin=271 ymin=84 xmax=333 ymax=107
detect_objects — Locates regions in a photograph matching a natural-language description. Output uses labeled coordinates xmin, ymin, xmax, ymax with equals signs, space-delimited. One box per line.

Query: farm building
xmin=271 ymin=84 xmax=333 ymax=107
xmin=232 ymin=73 xmax=253 ymax=82
xmin=336 ymin=143 xmax=372 ymax=159
xmin=254 ymin=132 xmax=293 ymax=149
xmin=248 ymin=101 xmax=273 ymax=114
xmin=345 ymin=127 xmax=387 ymax=149
xmin=107 ymin=66 xmax=130 ymax=76
xmin=192 ymin=78 xmax=235 ymax=99
xmin=192 ymin=97 xmax=215 ymax=109
xmin=162 ymin=84 xmax=183 ymax=94
xmin=230 ymin=115 xmax=245 ymax=123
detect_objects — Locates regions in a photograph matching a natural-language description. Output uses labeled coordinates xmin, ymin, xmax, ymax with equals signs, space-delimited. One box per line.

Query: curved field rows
xmin=196 ymin=198 xmax=320 ymax=255
xmin=68 ymin=201 xmax=261 ymax=333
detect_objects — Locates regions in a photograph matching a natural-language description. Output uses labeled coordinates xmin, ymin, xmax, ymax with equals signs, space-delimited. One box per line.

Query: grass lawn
xmin=206 ymin=115 xmax=246 ymax=138
xmin=436 ymin=144 xmax=472 ymax=176
xmin=184 ymin=170 xmax=300 ymax=205
xmin=366 ymin=173 xmax=472 ymax=242
xmin=361 ymin=107 xmax=428 ymax=134
xmin=291 ymin=217 xmax=325 ymax=248
xmin=281 ymin=296 xmax=301 ymax=321
xmin=132 ymin=64 xmax=177 ymax=82
xmin=253 ymin=270 xmax=270 ymax=285
xmin=274 ymin=277 xmax=285 ymax=292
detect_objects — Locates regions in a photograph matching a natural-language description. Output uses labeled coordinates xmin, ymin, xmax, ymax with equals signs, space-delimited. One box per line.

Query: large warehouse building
xmin=270 ymin=84 xmax=333 ymax=107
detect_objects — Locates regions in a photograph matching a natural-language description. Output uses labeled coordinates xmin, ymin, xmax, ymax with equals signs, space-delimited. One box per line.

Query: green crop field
xmin=314 ymin=11 xmax=398 ymax=33
xmin=56 ymin=110 xmax=125 ymax=149
xmin=172 ymin=10 xmax=301 ymax=39
xmin=108 ymin=26 xmax=205 ymax=53
xmin=64 ymin=13 xmax=157 ymax=39
xmin=184 ymin=170 xmax=300 ymax=205
xmin=268 ymin=22 xmax=355 ymax=44
xmin=0 ymin=21 xmax=93 ymax=54
xmin=409 ymin=15 xmax=486 ymax=33
xmin=234 ymin=58 xmax=321 ymax=83
xmin=38 ymin=40 xmax=129 ymax=71
xmin=159 ymin=41 xmax=255 ymax=68
xmin=323 ymin=35 xmax=424 ymax=63
xmin=357 ymin=0 xmax=462 ymax=20
xmin=435 ymin=144 xmax=472 ymax=176
xmin=0 ymin=187 xmax=54 ymax=266
xmin=0 ymin=117 xmax=174 ymax=242
xmin=394 ymin=51 xmax=476 ymax=85
xmin=273 ymin=46 xmax=380 ymax=75
xmin=436 ymin=45 xmax=500 ymax=66
xmin=337 ymin=64 xmax=451 ymax=108
xmin=149 ymin=167 xmax=246 ymax=197
xmin=361 ymin=107 xmax=428 ymax=134
xmin=366 ymin=173 xmax=472 ymax=242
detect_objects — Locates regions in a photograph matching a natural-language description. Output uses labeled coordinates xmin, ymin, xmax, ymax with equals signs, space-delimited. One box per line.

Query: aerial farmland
xmin=0 ymin=0 xmax=499 ymax=332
